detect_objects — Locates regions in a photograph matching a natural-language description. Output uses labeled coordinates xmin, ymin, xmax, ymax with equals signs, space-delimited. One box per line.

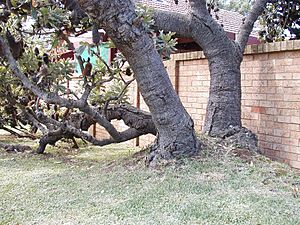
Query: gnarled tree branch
xmin=34 ymin=108 xmax=154 ymax=153
xmin=0 ymin=142 xmax=32 ymax=152
xmin=236 ymin=0 xmax=268 ymax=51
xmin=152 ymin=9 xmax=192 ymax=37
xmin=189 ymin=0 xmax=209 ymax=16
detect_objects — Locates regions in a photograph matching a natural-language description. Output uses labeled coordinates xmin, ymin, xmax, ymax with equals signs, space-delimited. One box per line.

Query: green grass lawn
xmin=0 ymin=135 xmax=300 ymax=225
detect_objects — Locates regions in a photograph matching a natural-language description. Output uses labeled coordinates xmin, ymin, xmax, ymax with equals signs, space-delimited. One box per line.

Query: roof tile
xmin=135 ymin=0 xmax=258 ymax=37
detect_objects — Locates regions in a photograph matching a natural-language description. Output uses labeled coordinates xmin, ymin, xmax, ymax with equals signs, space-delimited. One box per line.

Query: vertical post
xmin=135 ymin=86 xmax=141 ymax=147
xmin=93 ymin=124 xmax=97 ymax=137
xmin=175 ymin=61 xmax=180 ymax=94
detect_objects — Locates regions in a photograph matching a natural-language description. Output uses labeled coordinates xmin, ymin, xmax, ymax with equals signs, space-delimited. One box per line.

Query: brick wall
xmin=94 ymin=40 xmax=300 ymax=169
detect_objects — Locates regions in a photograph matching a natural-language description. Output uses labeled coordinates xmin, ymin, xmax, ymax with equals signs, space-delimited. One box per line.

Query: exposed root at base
xmin=145 ymin=138 xmax=201 ymax=168
xmin=225 ymin=127 xmax=261 ymax=154
xmin=199 ymin=127 xmax=261 ymax=162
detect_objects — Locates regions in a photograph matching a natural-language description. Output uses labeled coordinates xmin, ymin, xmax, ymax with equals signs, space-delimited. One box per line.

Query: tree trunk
xmin=77 ymin=0 xmax=200 ymax=163
xmin=152 ymin=2 xmax=266 ymax=139
xmin=203 ymin=55 xmax=242 ymax=137
xmin=36 ymin=130 xmax=63 ymax=154
xmin=188 ymin=13 xmax=244 ymax=138
xmin=124 ymin=43 xmax=200 ymax=163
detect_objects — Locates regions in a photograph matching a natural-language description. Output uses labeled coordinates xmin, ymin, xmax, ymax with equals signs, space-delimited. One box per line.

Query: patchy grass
xmin=0 ymin=136 xmax=300 ymax=225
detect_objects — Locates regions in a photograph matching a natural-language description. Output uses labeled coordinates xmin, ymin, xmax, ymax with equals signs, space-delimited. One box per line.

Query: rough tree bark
xmin=189 ymin=1 xmax=243 ymax=137
xmin=153 ymin=0 xmax=268 ymax=137
xmin=77 ymin=0 xmax=200 ymax=163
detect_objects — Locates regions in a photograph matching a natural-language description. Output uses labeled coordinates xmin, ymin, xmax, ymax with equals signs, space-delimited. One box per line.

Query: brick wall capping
xmin=244 ymin=40 xmax=300 ymax=55
xmin=171 ymin=39 xmax=300 ymax=62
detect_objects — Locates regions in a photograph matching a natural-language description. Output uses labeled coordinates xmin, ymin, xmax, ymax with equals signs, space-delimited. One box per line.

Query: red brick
xmin=276 ymin=87 xmax=290 ymax=95
xmin=241 ymin=67 xmax=253 ymax=73
xmin=253 ymin=53 xmax=269 ymax=61
xmin=264 ymin=149 xmax=280 ymax=158
xmin=273 ymin=123 xmax=299 ymax=131
xmin=253 ymin=80 xmax=268 ymax=87
xmin=242 ymin=86 xmax=257 ymax=93
xmin=273 ymin=66 xmax=286 ymax=73
xmin=265 ymin=121 xmax=276 ymax=128
xmin=251 ymin=106 xmax=266 ymax=114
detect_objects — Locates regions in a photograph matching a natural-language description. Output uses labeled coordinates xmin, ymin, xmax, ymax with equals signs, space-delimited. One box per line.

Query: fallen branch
xmin=34 ymin=105 xmax=156 ymax=153
xmin=0 ymin=142 xmax=32 ymax=152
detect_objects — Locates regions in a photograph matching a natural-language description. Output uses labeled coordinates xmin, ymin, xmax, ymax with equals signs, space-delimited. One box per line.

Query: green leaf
xmin=10 ymin=0 xmax=17 ymax=7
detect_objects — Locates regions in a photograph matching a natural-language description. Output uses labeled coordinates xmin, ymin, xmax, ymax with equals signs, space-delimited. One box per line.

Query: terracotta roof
xmin=135 ymin=0 xmax=258 ymax=37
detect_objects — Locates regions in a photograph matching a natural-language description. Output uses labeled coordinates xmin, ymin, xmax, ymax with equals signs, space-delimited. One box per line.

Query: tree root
xmin=224 ymin=126 xmax=261 ymax=154
xmin=145 ymin=133 xmax=201 ymax=167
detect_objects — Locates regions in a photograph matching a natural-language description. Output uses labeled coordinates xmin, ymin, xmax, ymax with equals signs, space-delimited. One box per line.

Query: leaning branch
xmin=236 ymin=0 xmax=269 ymax=51
xmin=152 ymin=9 xmax=191 ymax=37
xmin=0 ymin=142 xmax=32 ymax=152
xmin=189 ymin=0 xmax=210 ymax=16
xmin=106 ymin=104 xmax=157 ymax=135
xmin=0 ymin=126 xmax=35 ymax=139
xmin=36 ymin=112 xmax=146 ymax=146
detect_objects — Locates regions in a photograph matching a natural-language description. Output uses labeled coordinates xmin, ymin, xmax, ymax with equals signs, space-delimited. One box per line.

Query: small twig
xmin=91 ymin=50 xmax=114 ymax=77
xmin=103 ymin=78 xmax=135 ymax=118
xmin=16 ymin=28 xmax=60 ymax=36
xmin=119 ymin=71 xmax=127 ymax=84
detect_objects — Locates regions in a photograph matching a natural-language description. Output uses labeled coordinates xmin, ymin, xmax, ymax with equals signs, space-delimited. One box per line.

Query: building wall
xmin=94 ymin=40 xmax=300 ymax=169
xmin=135 ymin=0 xmax=189 ymax=14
